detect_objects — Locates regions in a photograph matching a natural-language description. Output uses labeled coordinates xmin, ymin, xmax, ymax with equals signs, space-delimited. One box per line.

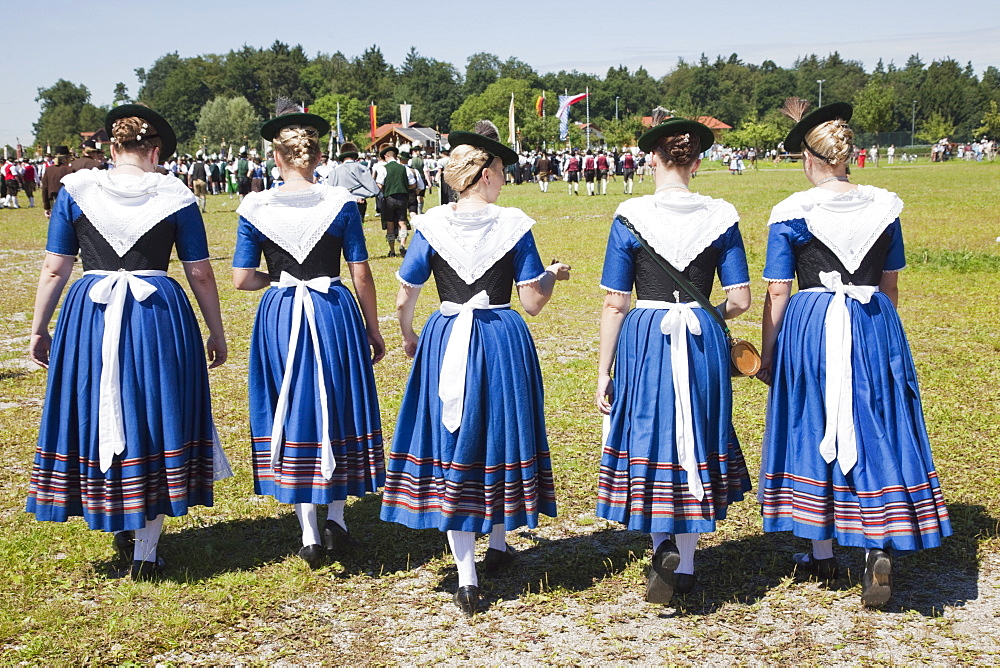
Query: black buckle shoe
xmin=481 ymin=544 xmax=516 ymax=575
xmin=861 ymin=549 xmax=892 ymax=608
xmin=454 ymin=585 xmax=480 ymax=617
xmin=793 ymin=552 xmax=840 ymax=581
xmin=298 ymin=544 xmax=326 ymax=570
xmin=645 ymin=539 xmax=680 ymax=603
xmin=113 ymin=531 xmax=134 ymax=564
xmin=322 ymin=520 xmax=356 ymax=556
xmin=675 ymin=573 xmax=696 ymax=595
xmin=130 ymin=556 xmax=165 ymax=582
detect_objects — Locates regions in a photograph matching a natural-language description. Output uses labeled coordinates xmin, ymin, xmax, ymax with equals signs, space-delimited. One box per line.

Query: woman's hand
xmin=206 ymin=335 xmax=228 ymax=369
xmin=755 ymin=356 xmax=772 ymax=386
xmin=596 ymin=373 xmax=614 ymax=414
xmin=29 ymin=332 xmax=52 ymax=368
xmin=546 ymin=261 xmax=571 ymax=281
xmin=402 ymin=330 xmax=419 ymax=358
xmin=368 ymin=328 xmax=386 ymax=364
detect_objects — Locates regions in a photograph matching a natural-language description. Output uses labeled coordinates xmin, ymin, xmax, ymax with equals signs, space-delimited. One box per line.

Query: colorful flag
xmin=369 ymin=103 xmax=377 ymax=140
xmin=336 ymin=103 xmax=345 ymax=143
xmin=556 ymin=93 xmax=588 ymax=141
xmin=535 ymin=95 xmax=545 ymax=118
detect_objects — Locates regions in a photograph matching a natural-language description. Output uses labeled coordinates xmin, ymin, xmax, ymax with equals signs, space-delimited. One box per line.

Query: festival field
xmin=1 ymin=159 xmax=998 ymax=664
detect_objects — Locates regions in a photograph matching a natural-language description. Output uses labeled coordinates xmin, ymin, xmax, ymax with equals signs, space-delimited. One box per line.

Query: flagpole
xmin=585 ymin=86 xmax=591 ymax=151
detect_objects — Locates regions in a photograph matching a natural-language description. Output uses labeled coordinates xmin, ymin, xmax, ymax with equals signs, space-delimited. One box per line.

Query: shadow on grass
xmin=93 ymin=493 xmax=449 ymax=582
xmin=427 ymin=501 xmax=995 ymax=617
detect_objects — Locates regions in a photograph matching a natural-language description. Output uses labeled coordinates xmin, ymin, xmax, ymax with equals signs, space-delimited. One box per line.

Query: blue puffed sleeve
xmin=45 ymin=189 xmax=81 ymax=256
xmin=599 ymin=217 xmax=639 ymax=293
xmin=762 ymin=219 xmax=801 ymax=282
xmin=513 ymin=230 xmax=546 ymax=284
xmin=883 ymin=218 xmax=906 ymax=271
xmin=712 ymin=223 xmax=751 ymax=289
xmin=335 ymin=201 xmax=369 ymax=263
xmin=397 ymin=230 xmax=433 ymax=286
xmin=232 ymin=216 xmax=264 ymax=268
xmin=173 ymin=202 xmax=210 ymax=262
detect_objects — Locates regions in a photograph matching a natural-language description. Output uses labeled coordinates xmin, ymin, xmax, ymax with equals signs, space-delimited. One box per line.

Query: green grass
xmin=0 ymin=160 xmax=999 ymax=663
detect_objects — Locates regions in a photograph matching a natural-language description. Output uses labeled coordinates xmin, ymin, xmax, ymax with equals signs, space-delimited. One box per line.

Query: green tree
xmin=194 ymin=96 xmax=261 ymax=150
xmin=915 ymin=111 xmax=955 ymax=143
xmin=309 ymin=94 xmax=368 ymax=148
xmin=395 ymin=48 xmax=463 ymax=131
xmin=465 ymin=52 xmax=501 ymax=96
xmin=33 ymin=79 xmax=106 ymax=147
xmin=602 ymin=116 xmax=646 ymax=148
xmin=450 ymin=78 xmax=540 ymax=140
xmin=974 ymin=100 xmax=1000 ymax=139
xmin=113 ymin=82 xmax=130 ymax=105
xmin=725 ymin=118 xmax=785 ymax=151
xmin=852 ymin=77 xmax=898 ymax=138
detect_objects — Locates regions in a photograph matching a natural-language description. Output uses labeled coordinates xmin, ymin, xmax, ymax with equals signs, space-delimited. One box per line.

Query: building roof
xmin=369 ymin=123 xmax=440 ymax=150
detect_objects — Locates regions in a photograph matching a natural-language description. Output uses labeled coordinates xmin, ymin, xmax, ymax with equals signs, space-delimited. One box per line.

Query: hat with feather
xmin=781 ymin=98 xmax=853 ymax=158
xmin=260 ymin=98 xmax=330 ymax=141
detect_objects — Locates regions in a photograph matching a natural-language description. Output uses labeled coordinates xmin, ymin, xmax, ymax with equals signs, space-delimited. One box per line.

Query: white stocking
xmin=675 ymin=532 xmax=699 ymax=575
xmin=295 ymin=503 xmax=322 ymax=546
xmin=650 ymin=532 xmax=670 ymax=553
xmin=488 ymin=524 xmax=506 ymax=551
xmin=446 ymin=530 xmax=478 ymax=587
xmin=812 ymin=539 xmax=835 ymax=560
xmin=133 ymin=514 xmax=165 ymax=562
xmin=326 ymin=499 xmax=346 ymax=531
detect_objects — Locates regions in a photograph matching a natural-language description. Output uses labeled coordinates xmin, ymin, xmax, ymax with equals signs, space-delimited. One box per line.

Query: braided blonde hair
xmin=443 ymin=144 xmax=492 ymax=193
xmin=805 ymin=120 xmax=854 ymax=165
xmin=273 ymin=124 xmax=321 ymax=169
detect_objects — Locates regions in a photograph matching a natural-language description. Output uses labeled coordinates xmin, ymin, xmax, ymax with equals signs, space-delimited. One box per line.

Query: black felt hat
xmin=105 ymin=104 xmax=177 ymax=159
xmin=379 ymin=145 xmax=398 ymax=158
xmin=53 ymin=145 xmax=70 ymax=156
xmin=783 ymin=102 xmax=853 ymax=153
xmin=260 ymin=112 xmax=331 ymax=142
xmin=337 ymin=142 xmax=360 ymax=161
xmin=637 ymin=118 xmax=715 ymax=154
xmin=448 ymin=122 xmax=518 ymax=166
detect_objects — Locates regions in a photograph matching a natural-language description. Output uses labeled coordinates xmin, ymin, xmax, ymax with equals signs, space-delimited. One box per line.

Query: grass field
xmin=1 ymin=159 xmax=999 ymax=664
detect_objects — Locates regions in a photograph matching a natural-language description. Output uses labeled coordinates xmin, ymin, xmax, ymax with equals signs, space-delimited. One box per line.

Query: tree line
xmin=32 ymin=42 xmax=1000 ymax=155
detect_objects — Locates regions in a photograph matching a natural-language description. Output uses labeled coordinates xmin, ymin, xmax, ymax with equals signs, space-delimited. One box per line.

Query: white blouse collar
xmin=237 ymin=184 xmax=354 ymax=263
xmin=767 ymin=185 xmax=903 ymax=273
xmin=415 ymin=203 xmax=535 ymax=284
xmin=615 ymin=191 xmax=739 ymax=271
xmin=60 ymin=169 xmax=196 ymax=257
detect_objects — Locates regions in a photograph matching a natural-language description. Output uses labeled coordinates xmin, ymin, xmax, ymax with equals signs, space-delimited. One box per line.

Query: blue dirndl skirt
xmin=760 ymin=291 xmax=952 ymax=552
xmin=596 ymin=306 xmax=751 ymax=534
xmin=380 ymin=308 xmax=557 ymax=533
xmin=26 ymin=275 xmax=216 ymax=532
xmin=249 ymin=283 xmax=384 ymax=504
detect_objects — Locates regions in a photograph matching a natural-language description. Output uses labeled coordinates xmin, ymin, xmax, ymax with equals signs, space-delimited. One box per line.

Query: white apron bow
xmin=85 ymin=269 xmax=166 ymax=472
xmin=805 ymin=271 xmax=878 ymax=476
xmin=269 ymin=271 xmax=340 ymax=480
xmin=635 ymin=299 xmax=705 ymax=501
xmin=437 ymin=290 xmax=510 ymax=432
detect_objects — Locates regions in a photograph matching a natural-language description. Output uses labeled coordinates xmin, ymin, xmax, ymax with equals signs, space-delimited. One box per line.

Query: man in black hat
xmin=375 ymin=145 xmax=414 ymax=257
xmin=41 ymin=146 xmax=73 ymax=217
xmin=69 ymin=139 xmax=106 ymax=172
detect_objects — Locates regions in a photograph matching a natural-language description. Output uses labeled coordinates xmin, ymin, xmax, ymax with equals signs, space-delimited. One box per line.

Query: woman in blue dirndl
xmin=595 ymin=118 xmax=753 ymax=603
xmin=232 ymin=104 xmax=385 ymax=570
xmin=758 ymin=100 xmax=951 ymax=607
xmin=380 ymin=121 xmax=570 ymax=616
xmin=26 ymin=105 xmax=228 ymax=580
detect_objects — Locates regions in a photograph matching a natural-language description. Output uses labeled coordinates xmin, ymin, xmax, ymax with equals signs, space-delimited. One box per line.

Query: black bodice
xmin=431 ymin=250 xmax=515 ymax=305
xmin=633 ymin=245 xmax=720 ymax=302
xmin=260 ymin=233 xmax=343 ymax=281
xmin=794 ymin=231 xmax=890 ymax=290
xmin=74 ymin=214 xmax=176 ymax=271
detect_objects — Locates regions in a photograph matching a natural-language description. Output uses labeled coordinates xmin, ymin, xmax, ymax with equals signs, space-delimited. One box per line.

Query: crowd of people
xmin=21 ymin=97 xmax=953 ymax=619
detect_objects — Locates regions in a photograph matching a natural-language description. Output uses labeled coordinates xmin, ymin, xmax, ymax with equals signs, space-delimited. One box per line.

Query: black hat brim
xmin=105 ymin=104 xmax=177 ymax=160
xmin=260 ymin=113 xmax=331 ymax=142
xmin=379 ymin=146 xmax=398 ymax=158
xmin=448 ymin=131 xmax=518 ymax=166
xmin=783 ymin=102 xmax=853 ymax=153
xmin=637 ymin=119 xmax=715 ymax=154
xmin=337 ymin=151 xmax=359 ymax=161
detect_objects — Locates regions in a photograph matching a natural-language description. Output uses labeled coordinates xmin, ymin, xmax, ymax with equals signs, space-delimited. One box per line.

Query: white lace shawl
xmin=236 ymin=185 xmax=354 ymax=263
xmin=767 ymin=185 xmax=904 ymax=273
xmin=415 ymin=204 xmax=536 ymax=284
xmin=61 ymin=169 xmax=196 ymax=257
xmin=614 ymin=191 xmax=739 ymax=271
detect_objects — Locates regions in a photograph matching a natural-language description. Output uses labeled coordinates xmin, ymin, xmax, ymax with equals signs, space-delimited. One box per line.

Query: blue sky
xmin=5 ymin=0 xmax=998 ymax=145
